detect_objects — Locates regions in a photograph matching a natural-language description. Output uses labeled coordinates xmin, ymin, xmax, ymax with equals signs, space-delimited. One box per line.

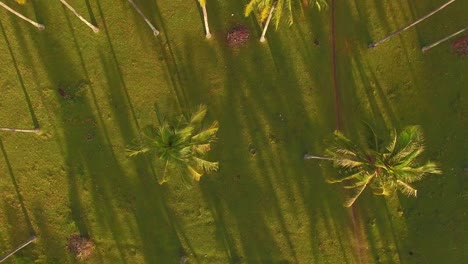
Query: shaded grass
xmin=0 ymin=0 xmax=466 ymax=263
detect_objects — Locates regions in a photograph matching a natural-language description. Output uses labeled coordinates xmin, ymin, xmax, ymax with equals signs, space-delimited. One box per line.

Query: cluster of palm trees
xmin=245 ymin=0 xmax=327 ymax=42
xmin=1 ymin=0 xmax=328 ymax=42
xmin=1 ymin=0 xmax=443 ymax=206
xmin=125 ymin=102 xmax=441 ymax=208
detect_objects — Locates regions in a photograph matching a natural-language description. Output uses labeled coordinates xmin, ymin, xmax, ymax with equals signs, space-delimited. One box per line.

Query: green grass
xmin=0 ymin=0 xmax=466 ymax=263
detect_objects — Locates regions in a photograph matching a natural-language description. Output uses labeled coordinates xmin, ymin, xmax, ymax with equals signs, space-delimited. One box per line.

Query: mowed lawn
xmin=0 ymin=0 xmax=466 ymax=263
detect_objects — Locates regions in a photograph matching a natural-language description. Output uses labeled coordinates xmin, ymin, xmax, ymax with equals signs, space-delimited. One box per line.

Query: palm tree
xmin=0 ymin=1 xmax=45 ymax=30
xmin=422 ymin=25 xmax=468 ymax=53
xmin=305 ymin=126 xmax=442 ymax=207
xmin=0 ymin=235 xmax=36 ymax=262
xmin=127 ymin=105 xmax=218 ymax=185
xmin=60 ymin=0 xmax=99 ymax=33
xmin=197 ymin=0 xmax=211 ymax=38
xmin=127 ymin=0 xmax=160 ymax=36
xmin=0 ymin=127 xmax=40 ymax=134
xmin=244 ymin=0 xmax=327 ymax=42
xmin=369 ymin=0 xmax=456 ymax=48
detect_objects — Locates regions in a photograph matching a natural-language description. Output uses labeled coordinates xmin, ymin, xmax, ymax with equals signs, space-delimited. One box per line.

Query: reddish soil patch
xmin=226 ymin=24 xmax=250 ymax=47
xmin=67 ymin=234 xmax=95 ymax=260
xmin=452 ymin=35 xmax=468 ymax=56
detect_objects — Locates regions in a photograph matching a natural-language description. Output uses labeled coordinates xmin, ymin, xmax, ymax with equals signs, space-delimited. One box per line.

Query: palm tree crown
xmin=244 ymin=0 xmax=327 ymax=28
xmin=127 ymin=105 xmax=219 ymax=185
xmin=306 ymin=125 xmax=441 ymax=207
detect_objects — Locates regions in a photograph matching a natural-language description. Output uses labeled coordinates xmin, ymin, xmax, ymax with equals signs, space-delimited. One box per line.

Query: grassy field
xmin=0 ymin=0 xmax=466 ymax=263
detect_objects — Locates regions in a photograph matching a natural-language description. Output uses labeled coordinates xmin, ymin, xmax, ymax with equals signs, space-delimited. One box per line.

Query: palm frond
xmin=344 ymin=184 xmax=367 ymax=208
xmin=391 ymin=142 xmax=424 ymax=165
xmin=332 ymin=130 xmax=365 ymax=155
xmin=126 ymin=146 xmax=151 ymax=157
xmin=372 ymin=187 xmax=385 ymax=195
xmin=274 ymin=1 xmax=283 ymax=29
xmin=326 ymin=171 xmax=364 ymax=183
xmin=245 ymin=0 xmax=326 ymax=29
xmin=396 ymin=161 xmax=442 ymax=183
xmin=332 ymin=158 xmax=364 ymax=169
xmin=343 ymin=179 xmax=369 ymax=189
xmin=192 ymin=143 xmax=211 ymax=155
xmin=187 ymin=165 xmax=203 ymax=181
xmin=244 ymin=0 xmax=256 ymax=17
xmin=287 ymin=0 xmax=293 ymax=25
xmin=259 ymin=4 xmax=270 ymax=22
xmin=385 ymin=128 xmax=398 ymax=154
xmin=197 ymin=0 xmax=206 ymax=7
xmin=390 ymin=126 xmax=424 ymax=162
xmin=192 ymin=121 xmax=219 ymax=143
xmin=396 ymin=180 xmax=418 ymax=197
xmin=343 ymin=173 xmax=376 ymax=207
xmin=189 ymin=105 xmax=207 ymax=127
xmin=311 ymin=0 xmax=328 ymax=11
xmin=393 ymin=147 xmax=424 ymax=168
xmin=192 ymin=156 xmax=219 ymax=174
xmin=333 ymin=148 xmax=358 ymax=157
xmin=158 ymin=160 xmax=171 ymax=184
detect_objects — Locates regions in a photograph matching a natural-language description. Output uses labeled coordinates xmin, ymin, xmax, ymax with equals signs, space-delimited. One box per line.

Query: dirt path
xmin=330 ymin=0 xmax=342 ymax=131
xmin=330 ymin=0 xmax=365 ymax=263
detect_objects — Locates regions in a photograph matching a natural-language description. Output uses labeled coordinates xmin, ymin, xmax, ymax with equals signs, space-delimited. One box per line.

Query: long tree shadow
xmin=121 ymin=0 xmax=191 ymax=112
xmin=0 ymin=138 xmax=35 ymax=238
xmin=31 ymin=202 xmax=72 ymax=263
xmin=168 ymin=0 xmax=359 ymax=261
xmin=96 ymin=1 xmax=190 ymax=260
xmin=19 ymin=1 xmax=185 ymax=262
xmin=0 ymin=201 xmax=36 ymax=262
xmin=99 ymin=49 xmax=185 ymax=262
xmin=0 ymin=20 xmax=39 ymax=130
xmin=334 ymin=47 xmax=404 ymax=264
xmin=331 ymin=1 xmax=468 ymax=263
xmin=0 ymin=139 xmax=36 ymax=261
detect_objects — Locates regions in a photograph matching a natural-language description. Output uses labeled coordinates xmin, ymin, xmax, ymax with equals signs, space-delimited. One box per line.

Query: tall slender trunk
xmin=127 ymin=0 xmax=160 ymax=36
xmin=260 ymin=4 xmax=275 ymax=42
xmin=422 ymin=26 xmax=468 ymax=53
xmin=0 ymin=1 xmax=44 ymax=30
xmin=201 ymin=5 xmax=211 ymax=38
xmin=60 ymin=0 xmax=99 ymax=33
xmin=369 ymin=0 xmax=456 ymax=48
xmin=0 ymin=127 xmax=40 ymax=134
xmin=0 ymin=236 xmax=36 ymax=263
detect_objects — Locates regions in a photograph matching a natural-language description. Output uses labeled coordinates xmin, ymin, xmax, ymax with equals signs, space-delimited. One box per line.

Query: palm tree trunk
xmin=0 ymin=236 xmax=36 ymax=263
xmin=369 ymin=0 xmax=456 ymax=48
xmin=60 ymin=0 xmax=99 ymax=33
xmin=422 ymin=25 xmax=468 ymax=53
xmin=260 ymin=4 xmax=275 ymax=42
xmin=0 ymin=1 xmax=44 ymax=30
xmin=127 ymin=0 xmax=160 ymax=36
xmin=0 ymin=127 xmax=40 ymax=134
xmin=201 ymin=5 xmax=211 ymax=38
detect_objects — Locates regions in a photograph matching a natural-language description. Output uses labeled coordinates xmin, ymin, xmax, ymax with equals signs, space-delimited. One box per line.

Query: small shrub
xmin=66 ymin=234 xmax=94 ymax=260
xmin=452 ymin=35 xmax=468 ymax=56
